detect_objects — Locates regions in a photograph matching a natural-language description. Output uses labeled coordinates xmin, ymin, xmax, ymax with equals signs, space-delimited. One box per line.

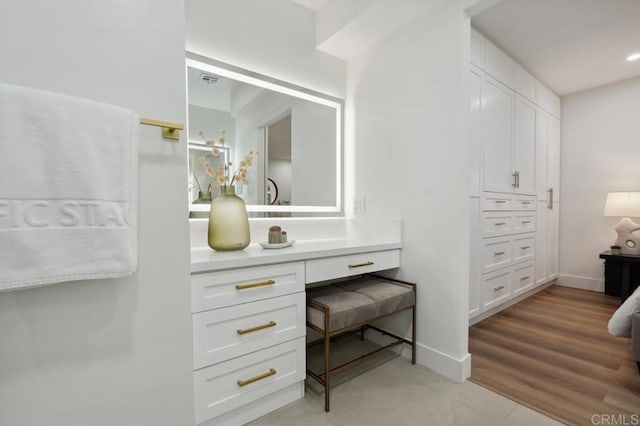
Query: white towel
xmin=0 ymin=82 xmax=138 ymax=291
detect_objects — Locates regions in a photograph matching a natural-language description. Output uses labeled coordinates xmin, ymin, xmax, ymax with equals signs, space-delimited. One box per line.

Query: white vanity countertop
xmin=191 ymin=238 xmax=402 ymax=273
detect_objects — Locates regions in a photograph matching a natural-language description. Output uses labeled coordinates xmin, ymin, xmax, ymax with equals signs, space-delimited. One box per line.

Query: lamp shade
xmin=603 ymin=192 xmax=640 ymax=217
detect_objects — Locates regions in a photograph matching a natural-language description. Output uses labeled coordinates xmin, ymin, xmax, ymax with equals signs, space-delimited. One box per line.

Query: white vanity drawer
xmin=194 ymin=337 xmax=305 ymax=424
xmin=191 ymin=262 xmax=305 ymax=312
xmin=305 ymin=249 xmax=400 ymax=284
xmin=192 ymin=293 xmax=305 ymax=370
xmin=482 ymin=268 xmax=511 ymax=310
xmin=512 ymin=262 xmax=534 ymax=294
xmin=512 ymin=213 xmax=535 ymax=233
xmin=511 ymin=233 xmax=535 ymax=263
xmin=482 ymin=194 xmax=512 ymax=211
xmin=481 ymin=237 xmax=511 ymax=273
xmin=481 ymin=213 xmax=512 ymax=238
xmin=512 ymin=196 xmax=535 ymax=211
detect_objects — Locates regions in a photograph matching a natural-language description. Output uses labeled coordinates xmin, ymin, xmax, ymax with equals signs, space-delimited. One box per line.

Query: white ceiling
xmin=472 ymin=0 xmax=640 ymax=96
xmin=289 ymin=0 xmax=328 ymax=12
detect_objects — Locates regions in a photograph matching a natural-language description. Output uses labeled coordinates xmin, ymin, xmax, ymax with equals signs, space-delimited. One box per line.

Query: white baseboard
xmin=416 ymin=343 xmax=471 ymax=383
xmin=363 ymin=328 xmax=470 ymax=382
xmin=556 ymin=274 xmax=603 ymax=292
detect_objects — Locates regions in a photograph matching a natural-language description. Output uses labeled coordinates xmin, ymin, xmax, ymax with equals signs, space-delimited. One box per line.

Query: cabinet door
xmin=536 ymin=82 xmax=561 ymax=118
xmin=482 ymin=76 xmax=514 ymax=193
xmin=484 ymin=41 xmax=515 ymax=89
xmin=535 ymin=109 xmax=549 ymax=200
xmin=513 ymin=95 xmax=536 ymax=195
xmin=470 ymin=29 xmax=484 ymax=68
xmin=548 ymin=115 xmax=561 ymax=202
xmin=548 ymin=201 xmax=559 ymax=279
xmin=515 ymin=64 xmax=536 ymax=103
xmin=469 ymin=67 xmax=482 ymax=194
xmin=482 ymin=269 xmax=511 ymax=310
xmin=535 ymin=200 xmax=548 ymax=285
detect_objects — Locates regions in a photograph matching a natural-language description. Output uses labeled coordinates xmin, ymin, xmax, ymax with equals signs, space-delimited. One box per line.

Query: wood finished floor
xmin=469 ymin=285 xmax=640 ymax=425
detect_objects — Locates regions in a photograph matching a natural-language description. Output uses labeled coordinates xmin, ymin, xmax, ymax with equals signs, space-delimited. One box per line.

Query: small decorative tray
xmin=259 ymin=240 xmax=296 ymax=249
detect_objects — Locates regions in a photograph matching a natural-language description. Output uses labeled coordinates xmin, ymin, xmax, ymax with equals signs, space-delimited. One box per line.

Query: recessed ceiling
xmin=289 ymin=0 xmax=328 ymax=12
xmin=471 ymin=0 xmax=640 ymax=96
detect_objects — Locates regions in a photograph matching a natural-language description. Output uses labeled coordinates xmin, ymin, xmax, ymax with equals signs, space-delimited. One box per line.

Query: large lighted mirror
xmin=186 ymin=52 xmax=343 ymax=217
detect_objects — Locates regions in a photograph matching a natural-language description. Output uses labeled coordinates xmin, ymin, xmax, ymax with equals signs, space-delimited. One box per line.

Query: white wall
xmin=268 ymin=159 xmax=292 ymax=204
xmin=188 ymin=105 xmax=236 ymax=145
xmin=291 ymin=102 xmax=337 ymax=206
xmin=0 ymin=1 xmax=194 ymax=425
xmin=186 ymin=0 xmax=347 ymax=99
xmin=558 ymin=75 xmax=640 ymax=291
xmin=347 ymin=5 xmax=471 ymax=380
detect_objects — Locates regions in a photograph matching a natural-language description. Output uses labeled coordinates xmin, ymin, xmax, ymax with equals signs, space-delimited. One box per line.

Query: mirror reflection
xmin=186 ymin=54 xmax=342 ymax=216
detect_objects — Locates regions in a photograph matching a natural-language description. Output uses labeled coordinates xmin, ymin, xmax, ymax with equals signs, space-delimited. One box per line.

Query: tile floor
xmin=250 ymin=348 xmax=562 ymax=426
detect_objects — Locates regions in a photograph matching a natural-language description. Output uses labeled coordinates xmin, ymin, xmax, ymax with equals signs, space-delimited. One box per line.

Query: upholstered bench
xmin=306 ymin=275 xmax=416 ymax=411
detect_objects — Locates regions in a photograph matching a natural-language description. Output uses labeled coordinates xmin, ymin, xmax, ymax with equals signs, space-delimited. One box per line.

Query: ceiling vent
xmin=200 ymin=73 xmax=221 ymax=85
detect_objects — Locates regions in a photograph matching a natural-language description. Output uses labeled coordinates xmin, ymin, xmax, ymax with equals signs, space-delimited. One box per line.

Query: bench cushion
xmin=306 ymin=278 xmax=414 ymax=332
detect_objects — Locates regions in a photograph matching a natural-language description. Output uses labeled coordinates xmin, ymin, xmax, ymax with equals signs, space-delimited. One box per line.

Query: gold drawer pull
xmin=237 ymin=321 xmax=277 ymax=335
xmin=236 ymin=280 xmax=275 ymax=290
xmin=348 ymin=261 xmax=375 ymax=269
xmin=237 ymin=368 xmax=277 ymax=387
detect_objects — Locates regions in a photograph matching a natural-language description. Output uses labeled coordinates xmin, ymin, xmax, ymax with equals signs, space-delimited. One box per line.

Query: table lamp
xmin=603 ymin=192 xmax=640 ymax=255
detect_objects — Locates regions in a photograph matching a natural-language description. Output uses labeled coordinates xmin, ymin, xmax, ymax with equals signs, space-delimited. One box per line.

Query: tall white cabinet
xmin=469 ymin=28 xmax=561 ymax=321
xmin=535 ymin=109 xmax=561 ymax=285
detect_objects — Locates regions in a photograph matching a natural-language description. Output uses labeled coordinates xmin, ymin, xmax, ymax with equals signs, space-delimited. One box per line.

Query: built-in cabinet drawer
xmin=482 ymin=261 xmax=535 ymax=310
xmin=194 ymin=337 xmax=305 ymax=424
xmin=483 ymin=194 xmax=536 ymax=211
xmin=305 ymin=249 xmax=400 ymax=284
xmin=482 ymin=269 xmax=511 ymax=309
xmin=192 ymin=292 xmax=305 ymax=370
xmin=512 ymin=262 xmax=534 ymax=294
xmin=512 ymin=213 xmax=535 ymax=233
xmin=191 ymin=262 xmax=305 ymax=313
xmin=511 ymin=233 xmax=535 ymax=264
xmin=482 ymin=194 xmax=512 ymax=211
xmin=481 ymin=213 xmax=512 ymax=238
xmin=482 ymin=232 xmax=535 ymax=273
xmin=482 ymin=212 xmax=535 ymax=238
xmin=512 ymin=196 xmax=535 ymax=210
xmin=481 ymin=237 xmax=512 ymax=273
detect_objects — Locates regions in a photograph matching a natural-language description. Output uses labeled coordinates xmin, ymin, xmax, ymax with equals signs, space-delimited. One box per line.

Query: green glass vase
xmin=208 ymin=186 xmax=250 ymax=251
xmin=193 ymin=191 xmax=212 ymax=204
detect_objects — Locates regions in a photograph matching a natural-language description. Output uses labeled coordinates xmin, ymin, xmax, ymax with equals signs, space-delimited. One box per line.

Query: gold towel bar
xmin=139 ymin=117 xmax=184 ymax=140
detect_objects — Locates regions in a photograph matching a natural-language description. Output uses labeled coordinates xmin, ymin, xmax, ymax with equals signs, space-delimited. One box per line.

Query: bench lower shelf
xmin=305 ymin=275 xmax=416 ymax=412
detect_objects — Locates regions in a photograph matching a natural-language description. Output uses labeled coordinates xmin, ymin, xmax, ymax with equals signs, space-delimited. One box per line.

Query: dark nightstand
xmin=599 ymin=250 xmax=640 ymax=302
